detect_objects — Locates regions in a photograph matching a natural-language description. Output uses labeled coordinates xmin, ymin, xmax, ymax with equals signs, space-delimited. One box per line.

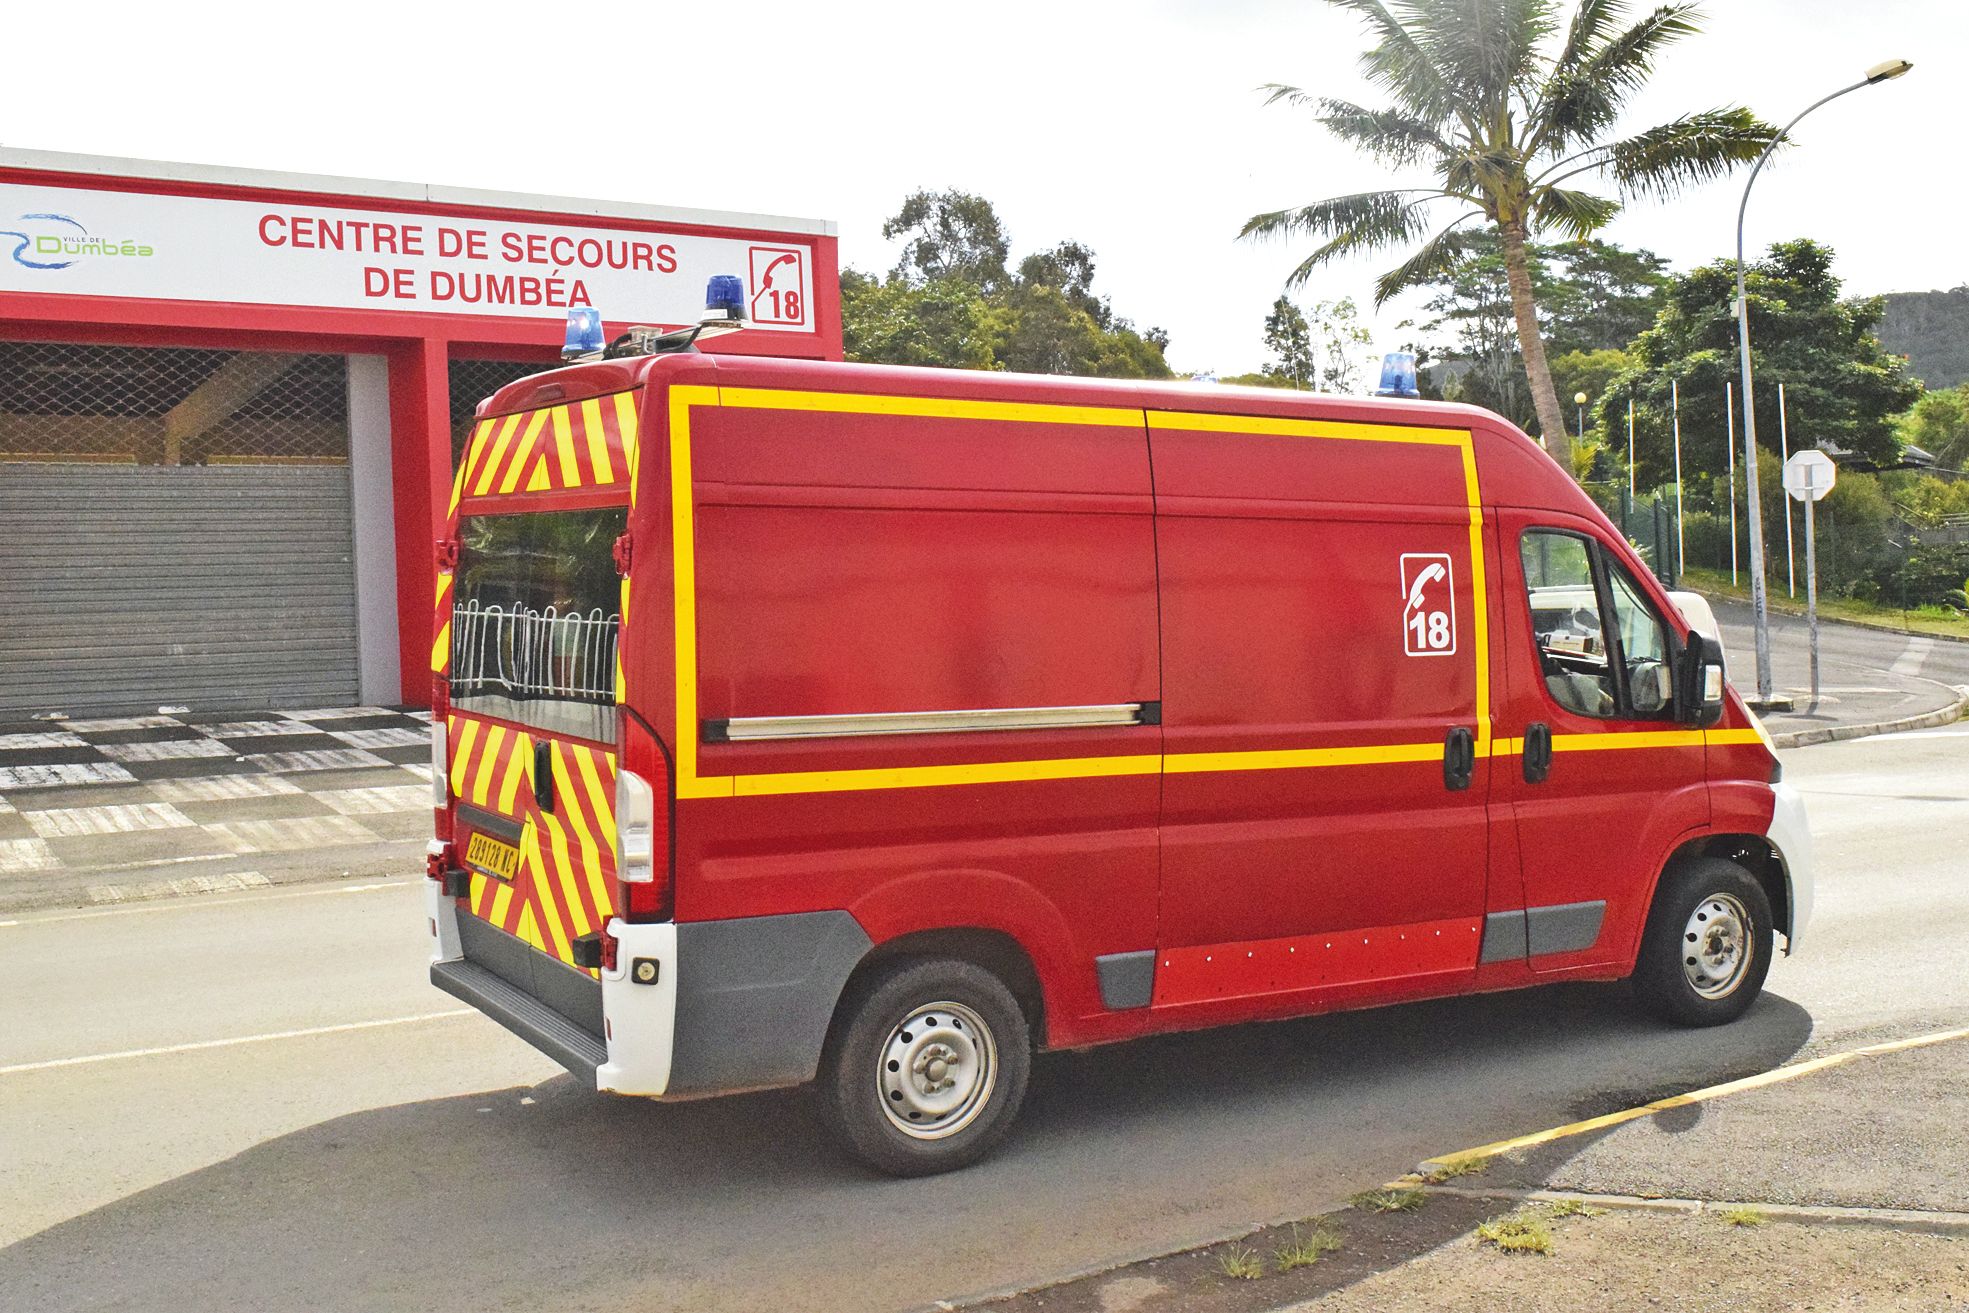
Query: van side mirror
xmin=1675 ymin=632 xmax=1727 ymax=726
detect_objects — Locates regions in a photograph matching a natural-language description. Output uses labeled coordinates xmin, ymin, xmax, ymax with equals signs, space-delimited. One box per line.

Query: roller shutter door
xmin=0 ymin=464 xmax=359 ymax=715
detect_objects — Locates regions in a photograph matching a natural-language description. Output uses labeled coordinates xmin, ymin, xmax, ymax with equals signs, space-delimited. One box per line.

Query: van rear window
xmin=449 ymin=506 xmax=627 ymax=742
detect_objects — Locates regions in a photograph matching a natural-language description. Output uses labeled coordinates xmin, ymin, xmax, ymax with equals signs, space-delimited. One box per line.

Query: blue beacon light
xmin=1373 ymin=351 xmax=1420 ymax=398
xmin=705 ymin=274 xmax=746 ymax=321
xmin=562 ymin=306 xmax=605 ymax=360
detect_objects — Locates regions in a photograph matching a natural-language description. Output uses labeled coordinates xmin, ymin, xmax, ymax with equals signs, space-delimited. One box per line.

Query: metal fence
xmin=450 ymin=598 xmax=619 ymax=699
xmin=0 ymin=341 xmax=349 ymax=464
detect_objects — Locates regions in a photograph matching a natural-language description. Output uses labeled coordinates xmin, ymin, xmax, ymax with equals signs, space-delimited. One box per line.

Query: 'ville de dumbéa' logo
xmin=0 ymin=213 xmax=155 ymax=270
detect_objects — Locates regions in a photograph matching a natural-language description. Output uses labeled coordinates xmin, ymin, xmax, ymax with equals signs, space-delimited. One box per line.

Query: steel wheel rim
xmin=877 ymin=1000 xmax=997 ymax=1140
xmin=1682 ymin=893 xmax=1753 ymax=999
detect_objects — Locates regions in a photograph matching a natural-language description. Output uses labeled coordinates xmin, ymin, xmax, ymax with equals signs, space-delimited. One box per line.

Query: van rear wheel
xmin=1632 ymin=857 xmax=1773 ymax=1027
xmin=817 ymin=957 xmax=1031 ymax=1177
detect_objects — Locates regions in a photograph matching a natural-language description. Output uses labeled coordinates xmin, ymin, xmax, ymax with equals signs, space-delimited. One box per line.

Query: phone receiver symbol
xmin=760 ymin=253 xmax=797 ymax=288
xmin=1406 ymin=562 xmax=1447 ymax=614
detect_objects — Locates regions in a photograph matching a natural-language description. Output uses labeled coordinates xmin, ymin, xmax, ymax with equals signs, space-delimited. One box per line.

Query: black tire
xmin=817 ymin=957 xmax=1032 ymax=1177
xmin=1632 ymin=857 xmax=1773 ymax=1027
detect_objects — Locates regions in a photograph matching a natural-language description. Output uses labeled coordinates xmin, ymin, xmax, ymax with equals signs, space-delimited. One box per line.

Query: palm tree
xmin=1242 ymin=0 xmax=1776 ymax=474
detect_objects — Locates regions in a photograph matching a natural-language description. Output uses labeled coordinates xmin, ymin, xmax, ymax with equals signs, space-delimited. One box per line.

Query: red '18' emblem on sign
xmin=748 ymin=246 xmax=807 ymax=327
xmin=1400 ymin=552 xmax=1456 ymax=656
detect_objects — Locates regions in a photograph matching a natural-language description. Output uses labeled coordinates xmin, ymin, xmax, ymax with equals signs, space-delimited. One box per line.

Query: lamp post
xmin=1735 ymin=58 xmax=1912 ymax=710
xmin=1574 ymin=391 xmax=1588 ymax=445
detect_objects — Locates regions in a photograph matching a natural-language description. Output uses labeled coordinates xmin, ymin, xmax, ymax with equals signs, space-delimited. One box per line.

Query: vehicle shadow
xmin=0 ymin=983 xmax=1814 ymax=1313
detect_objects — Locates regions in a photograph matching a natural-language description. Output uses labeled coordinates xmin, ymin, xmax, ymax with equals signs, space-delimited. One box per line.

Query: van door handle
xmin=1523 ymin=723 xmax=1552 ymax=784
xmin=1443 ymin=726 xmax=1475 ymax=792
xmin=533 ymin=739 xmax=555 ymax=813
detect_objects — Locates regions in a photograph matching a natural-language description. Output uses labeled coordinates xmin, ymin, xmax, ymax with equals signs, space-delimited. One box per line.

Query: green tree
xmin=1605 ymin=239 xmax=1922 ymax=486
xmin=1241 ymin=0 xmax=1775 ymax=474
xmin=1895 ymin=383 xmax=1969 ymax=469
xmin=843 ymin=194 xmax=1173 ymax=380
xmin=1540 ymin=239 xmax=1670 ymax=355
xmin=1262 ymin=296 xmax=1317 ymax=388
xmin=883 ymin=189 xmax=1011 ymax=291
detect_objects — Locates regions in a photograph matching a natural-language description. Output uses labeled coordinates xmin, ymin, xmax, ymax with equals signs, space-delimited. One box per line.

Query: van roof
xmin=481 ymin=351 xmax=1592 ymax=516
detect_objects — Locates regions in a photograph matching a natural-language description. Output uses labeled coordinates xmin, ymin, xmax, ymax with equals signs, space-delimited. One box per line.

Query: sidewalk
xmin=964 ymin=1031 xmax=1969 ymax=1313
xmin=0 ymin=706 xmax=432 ymax=914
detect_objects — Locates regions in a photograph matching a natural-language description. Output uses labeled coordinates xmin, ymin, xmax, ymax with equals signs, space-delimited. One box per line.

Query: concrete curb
xmin=1415 ymin=1185 xmax=1969 ymax=1237
xmin=1769 ymin=684 xmax=1969 ymax=749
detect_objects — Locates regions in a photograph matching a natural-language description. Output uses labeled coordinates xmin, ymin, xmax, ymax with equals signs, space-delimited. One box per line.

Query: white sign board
xmin=0 ymin=183 xmax=816 ymax=332
xmin=1784 ymin=449 xmax=1837 ymax=502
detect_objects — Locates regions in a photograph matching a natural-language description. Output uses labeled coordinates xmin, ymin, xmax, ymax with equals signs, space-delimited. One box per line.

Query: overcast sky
xmin=3 ymin=0 xmax=1962 ymax=375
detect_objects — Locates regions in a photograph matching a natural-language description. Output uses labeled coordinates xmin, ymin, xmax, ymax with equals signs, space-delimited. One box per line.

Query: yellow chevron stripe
xmin=447 ymin=457 xmax=469 ymax=517
xmin=469 ymin=869 xmax=492 ymax=918
xmin=582 ymin=397 xmax=614 ymax=484
xmin=448 ymin=717 xmax=479 ymax=799
xmin=488 ymin=877 xmax=514 ymax=928
xmin=573 ymin=744 xmax=616 ymax=841
xmin=614 ymin=391 xmax=639 ymax=501
xmin=615 ymin=577 xmax=630 ymax=701
xmin=525 ymin=454 xmax=551 ymax=492
xmin=524 ymin=827 xmax=573 ymax=962
xmin=537 ymin=810 xmax=593 ymax=937
xmin=471 ymin=725 xmax=508 ymax=807
xmin=457 ymin=419 xmax=495 ymax=499
xmin=497 ymin=409 xmax=550 ymax=495
xmin=514 ymin=900 xmax=542 ymax=950
xmin=552 ymin=404 xmax=580 ymax=485
xmin=429 ymin=620 xmax=451 ymax=674
xmin=495 ymin=733 xmax=531 ymax=814
xmin=434 ymin=571 xmax=453 ymax=607
xmin=552 ymin=746 xmax=606 ymax=908
xmin=471 ymin=413 xmax=523 ymax=497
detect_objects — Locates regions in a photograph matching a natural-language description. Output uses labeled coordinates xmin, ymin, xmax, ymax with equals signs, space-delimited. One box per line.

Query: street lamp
xmin=1735 ymin=58 xmax=1912 ymax=710
xmin=1574 ymin=391 xmax=1588 ymax=445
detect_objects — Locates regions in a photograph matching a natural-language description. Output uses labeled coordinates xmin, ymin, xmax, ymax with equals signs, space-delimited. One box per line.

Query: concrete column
xmin=345 ymin=353 xmax=402 ymax=706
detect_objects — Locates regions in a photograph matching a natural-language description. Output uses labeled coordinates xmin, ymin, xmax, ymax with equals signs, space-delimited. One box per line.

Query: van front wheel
xmin=1633 ymin=857 xmax=1773 ymax=1027
xmin=817 ymin=957 xmax=1031 ymax=1177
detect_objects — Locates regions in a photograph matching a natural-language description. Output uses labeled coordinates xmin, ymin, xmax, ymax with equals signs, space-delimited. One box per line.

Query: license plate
xmin=464 ymin=831 xmax=520 ymax=880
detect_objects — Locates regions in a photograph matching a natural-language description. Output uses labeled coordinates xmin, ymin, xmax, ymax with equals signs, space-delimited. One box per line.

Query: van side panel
xmin=670 ymin=396 xmax=1162 ymax=1044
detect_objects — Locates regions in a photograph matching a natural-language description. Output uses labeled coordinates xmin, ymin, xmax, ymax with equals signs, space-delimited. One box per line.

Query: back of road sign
xmin=1785 ymin=449 xmax=1836 ymax=502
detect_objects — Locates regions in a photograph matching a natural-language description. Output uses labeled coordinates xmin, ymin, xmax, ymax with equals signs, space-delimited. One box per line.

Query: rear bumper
xmin=425 ymin=880 xmax=868 ymax=1098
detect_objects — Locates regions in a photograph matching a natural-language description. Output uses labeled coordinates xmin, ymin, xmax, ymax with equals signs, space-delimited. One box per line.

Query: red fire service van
xmin=425 ymin=309 xmax=1811 ymax=1176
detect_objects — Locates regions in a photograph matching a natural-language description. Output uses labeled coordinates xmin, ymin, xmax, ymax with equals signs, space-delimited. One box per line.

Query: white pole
xmin=1726 ymin=380 xmax=1738 ymax=585
xmin=1671 ymin=378 xmax=1685 ymax=578
xmin=1779 ymin=381 xmax=1796 ymax=598
xmin=1805 ymin=492 xmax=1820 ymax=705
xmin=1627 ymin=398 xmax=1636 ymax=502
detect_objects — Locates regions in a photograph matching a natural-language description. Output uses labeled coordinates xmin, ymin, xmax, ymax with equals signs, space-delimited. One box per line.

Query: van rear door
xmin=436 ymin=392 xmax=641 ymax=1005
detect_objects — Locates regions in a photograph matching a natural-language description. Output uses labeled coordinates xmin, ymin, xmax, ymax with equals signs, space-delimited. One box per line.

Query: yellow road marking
xmin=1404 ymin=1024 xmax=1969 ymax=1180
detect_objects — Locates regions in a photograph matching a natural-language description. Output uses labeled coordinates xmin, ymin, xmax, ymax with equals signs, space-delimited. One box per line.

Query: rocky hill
xmin=1879 ymin=287 xmax=1969 ymax=388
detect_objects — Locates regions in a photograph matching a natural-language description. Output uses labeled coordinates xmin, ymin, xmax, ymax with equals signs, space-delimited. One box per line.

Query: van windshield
xmin=449 ymin=506 xmax=627 ymax=742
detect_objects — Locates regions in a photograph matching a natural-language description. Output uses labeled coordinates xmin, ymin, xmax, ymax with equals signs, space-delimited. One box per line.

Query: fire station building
xmin=0 ymin=148 xmax=839 ymax=717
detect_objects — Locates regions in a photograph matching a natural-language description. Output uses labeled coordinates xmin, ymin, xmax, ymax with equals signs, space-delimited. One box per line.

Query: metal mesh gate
xmin=0 ymin=340 xmax=360 ymax=715
xmin=449 ymin=358 xmax=553 ymax=465
xmin=0 ymin=341 xmax=349 ymax=465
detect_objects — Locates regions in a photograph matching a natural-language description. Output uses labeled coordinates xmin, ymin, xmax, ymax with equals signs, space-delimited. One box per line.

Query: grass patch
xmin=1423 ymin=1153 xmax=1489 ymax=1183
xmin=1352 ymin=1187 xmax=1428 ymax=1214
xmin=1273 ymin=1221 xmax=1344 ymax=1273
xmin=1719 ymin=1205 xmax=1767 ymax=1228
xmin=1680 ymin=567 xmax=1969 ymax=641
xmin=1216 ymin=1243 xmax=1264 ymax=1281
xmin=1476 ymin=1209 xmax=1554 ymax=1255
xmin=1543 ymin=1198 xmax=1609 ymax=1220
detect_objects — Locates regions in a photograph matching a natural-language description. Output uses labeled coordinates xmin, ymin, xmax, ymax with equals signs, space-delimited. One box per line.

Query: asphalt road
xmin=1705 ymin=597 xmax=1969 ymax=734
xmin=2 ymin=728 xmax=1965 ymax=1313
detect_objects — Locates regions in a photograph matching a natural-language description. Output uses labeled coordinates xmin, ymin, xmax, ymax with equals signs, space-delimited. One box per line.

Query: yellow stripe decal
xmin=447 ymin=456 xmax=470 ymax=517
xmin=572 ymin=744 xmax=616 ymax=838
xmin=551 ymin=404 xmax=580 ymax=486
xmin=1705 ymin=728 xmax=1766 ymax=746
xmin=434 ymin=571 xmax=452 ymax=607
xmin=470 ymin=413 xmax=522 ymax=497
xmin=537 ymin=810 xmax=592 ymax=938
xmin=671 ymin=387 xmax=1497 ymax=798
xmin=429 ymin=620 xmax=451 ymax=674
xmin=448 ymin=717 xmax=479 ymax=798
xmin=471 ymin=725 xmax=508 ymax=807
xmin=488 ymin=878 xmax=514 ymax=928
xmin=457 ymin=419 xmax=495 ymax=500
xmin=1553 ymin=730 xmax=1706 ymax=753
xmin=551 ymin=747 xmax=606 ymax=909
xmin=525 ymin=454 xmax=551 ymax=492
xmin=495 ymin=734 xmax=532 ymax=814
xmin=497 ymin=409 xmax=550 ymax=495
xmin=583 ymin=397 xmax=614 ymax=484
